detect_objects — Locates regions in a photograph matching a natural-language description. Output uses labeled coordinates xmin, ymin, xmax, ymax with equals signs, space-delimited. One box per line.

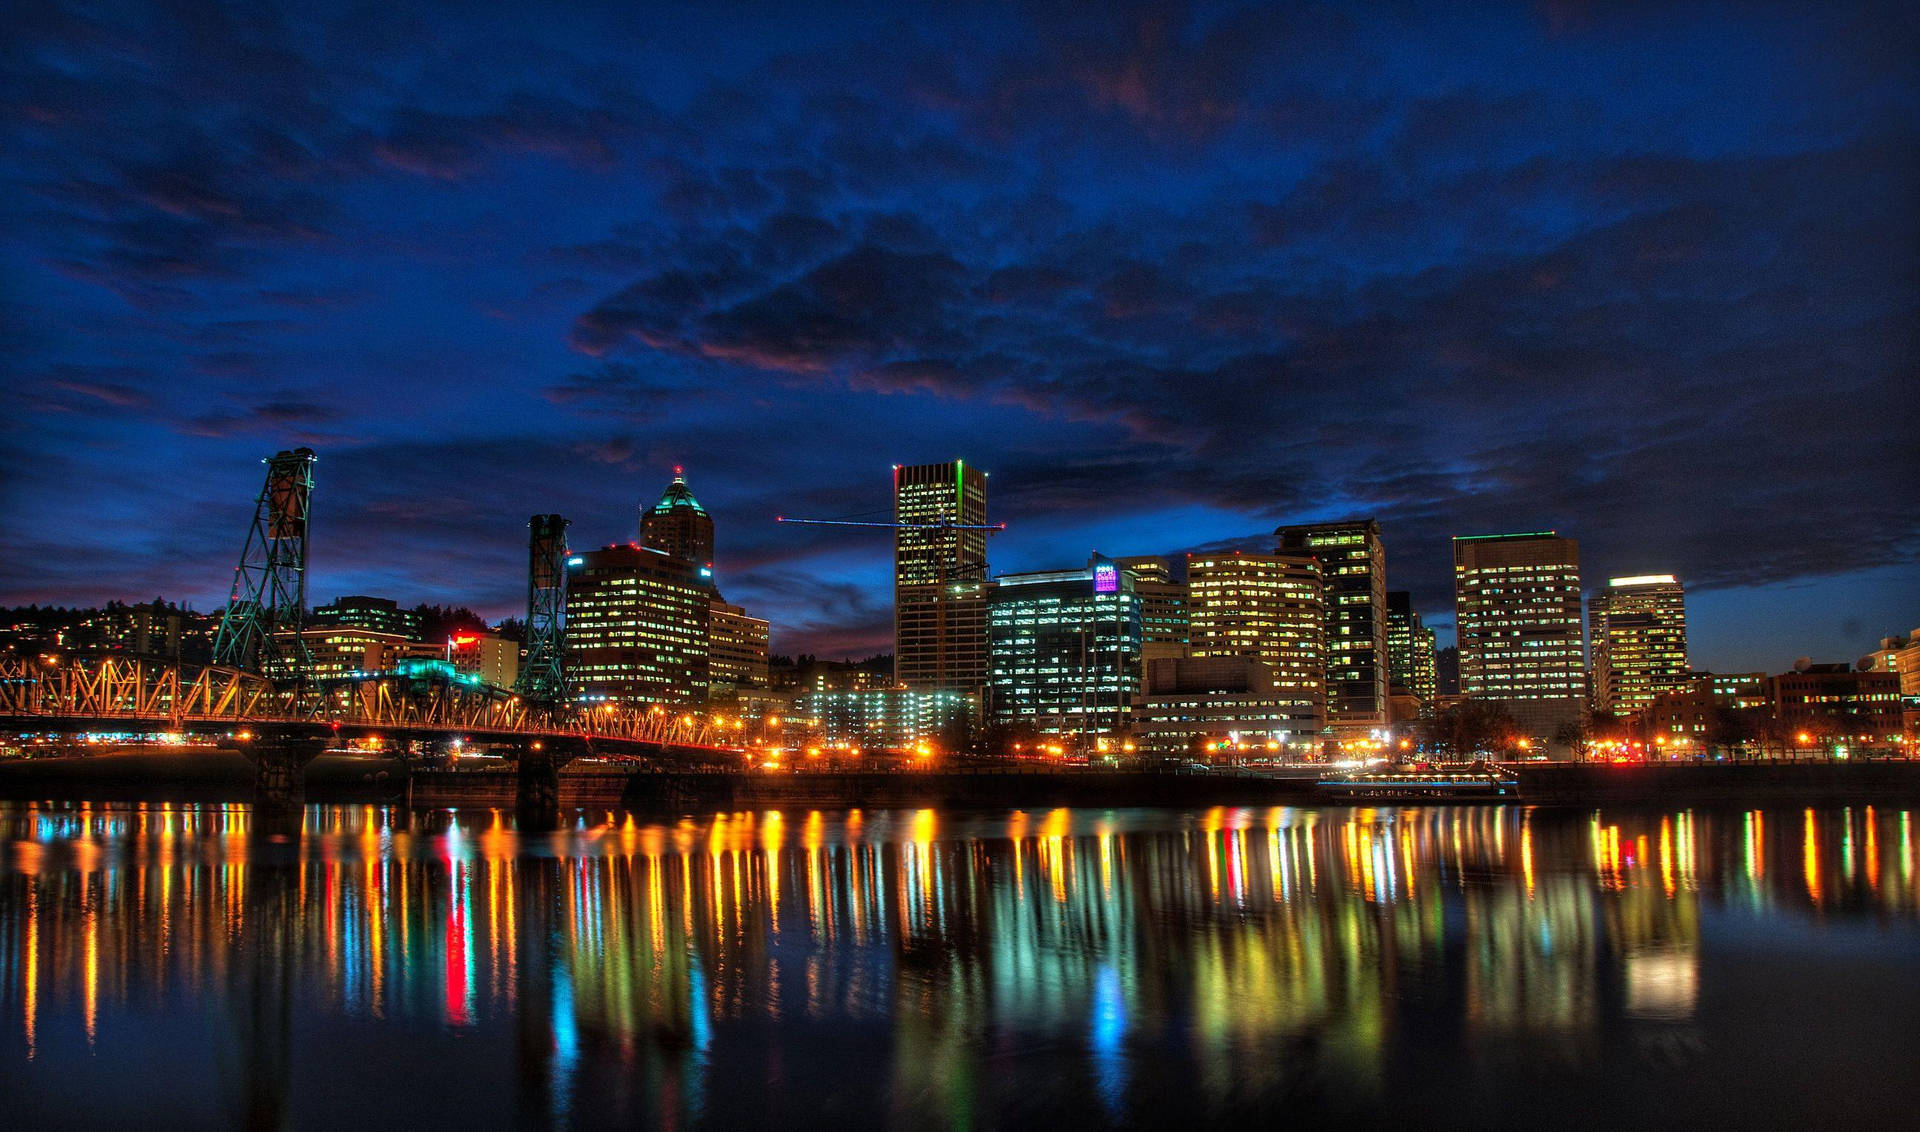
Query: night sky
xmin=2 ymin=1 xmax=1915 ymax=670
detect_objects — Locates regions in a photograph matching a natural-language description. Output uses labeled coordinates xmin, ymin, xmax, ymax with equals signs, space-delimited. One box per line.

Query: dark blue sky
xmin=2 ymin=1 xmax=1915 ymax=669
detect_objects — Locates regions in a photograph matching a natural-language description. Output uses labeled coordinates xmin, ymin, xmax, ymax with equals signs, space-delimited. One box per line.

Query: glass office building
xmin=1589 ymin=574 xmax=1689 ymax=717
xmin=987 ymin=555 xmax=1142 ymax=743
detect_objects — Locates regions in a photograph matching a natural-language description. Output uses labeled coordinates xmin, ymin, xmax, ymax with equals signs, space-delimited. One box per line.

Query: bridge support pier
xmin=246 ymin=737 xmax=327 ymax=836
xmin=516 ymin=744 xmax=563 ymax=831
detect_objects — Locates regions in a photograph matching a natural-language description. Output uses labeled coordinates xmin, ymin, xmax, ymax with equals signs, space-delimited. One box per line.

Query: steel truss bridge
xmin=0 ymin=656 xmax=742 ymax=757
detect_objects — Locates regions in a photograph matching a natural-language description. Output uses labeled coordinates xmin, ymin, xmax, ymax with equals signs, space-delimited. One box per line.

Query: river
xmin=2 ymin=802 xmax=1916 ymax=1129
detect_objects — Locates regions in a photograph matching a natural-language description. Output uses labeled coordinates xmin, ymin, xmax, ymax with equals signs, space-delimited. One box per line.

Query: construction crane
xmin=775 ymin=515 xmax=1007 ymax=534
xmin=776 ymin=510 xmax=1006 ymax=696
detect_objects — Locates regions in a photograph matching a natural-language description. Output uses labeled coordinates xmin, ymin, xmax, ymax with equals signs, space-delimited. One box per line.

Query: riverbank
xmin=1512 ymin=759 xmax=1920 ymax=805
xmin=0 ymin=748 xmax=408 ymax=803
xmin=4 ymin=751 xmax=1919 ymax=809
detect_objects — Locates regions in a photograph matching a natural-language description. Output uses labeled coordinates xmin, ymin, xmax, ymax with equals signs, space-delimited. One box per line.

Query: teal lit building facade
xmin=640 ymin=466 xmax=716 ymax=575
xmin=988 ymin=555 xmax=1142 ymax=744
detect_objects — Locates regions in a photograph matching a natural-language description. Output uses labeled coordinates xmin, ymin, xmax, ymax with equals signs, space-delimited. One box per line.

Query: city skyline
xmin=0 ymin=446 xmax=1913 ymax=677
xmin=2 ymin=2 xmax=1915 ymax=674
xmin=4 ymin=6 xmax=1918 ymax=1128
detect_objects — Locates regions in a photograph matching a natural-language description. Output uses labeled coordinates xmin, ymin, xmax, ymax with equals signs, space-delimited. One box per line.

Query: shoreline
xmin=3 ymin=750 xmax=1918 ymax=810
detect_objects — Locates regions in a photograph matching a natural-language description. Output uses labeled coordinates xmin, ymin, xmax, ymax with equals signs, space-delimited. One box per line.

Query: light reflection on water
xmin=1 ymin=802 xmax=1917 ymax=1129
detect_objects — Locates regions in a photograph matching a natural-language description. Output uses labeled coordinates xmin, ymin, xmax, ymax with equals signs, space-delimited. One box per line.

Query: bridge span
xmin=0 ymin=655 xmax=745 ymax=825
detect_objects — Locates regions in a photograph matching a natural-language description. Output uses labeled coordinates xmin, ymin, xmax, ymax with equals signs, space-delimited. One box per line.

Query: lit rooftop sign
xmin=1093 ymin=562 xmax=1119 ymax=594
xmin=1609 ymin=574 xmax=1678 ymax=587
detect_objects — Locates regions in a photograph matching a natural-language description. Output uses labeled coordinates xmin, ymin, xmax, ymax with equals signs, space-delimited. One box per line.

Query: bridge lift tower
xmin=211 ymin=448 xmax=317 ymax=680
xmin=515 ymin=514 xmax=570 ymax=705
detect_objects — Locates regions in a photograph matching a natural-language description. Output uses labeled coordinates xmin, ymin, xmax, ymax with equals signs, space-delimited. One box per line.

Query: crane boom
xmin=777 ymin=516 xmax=1007 ymax=532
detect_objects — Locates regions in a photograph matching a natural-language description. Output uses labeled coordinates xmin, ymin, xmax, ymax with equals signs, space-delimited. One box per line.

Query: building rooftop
xmin=645 ymin=467 xmax=708 ymax=516
xmin=1454 ymin=531 xmax=1559 ymax=541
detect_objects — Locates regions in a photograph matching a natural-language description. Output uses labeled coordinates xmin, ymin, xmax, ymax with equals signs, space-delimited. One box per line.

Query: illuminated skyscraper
xmin=1768 ymin=663 xmax=1903 ymax=742
xmin=1274 ymin=520 xmax=1388 ymax=735
xmin=1453 ymin=531 xmax=1586 ymax=752
xmin=639 ymin=466 xmax=716 ymax=575
xmin=310 ymin=595 xmax=422 ymax=641
xmin=1589 ymin=575 xmax=1689 ymax=717
xmin=286 ymin=626 xmax=430 ymax=682
xmin=565 ymin=543 xmax=711 ymax=705
xmin=1186 ymin=552 xmax=1326 ymax=733
xmin=1113 ymin=555 xmax=1189 ymax=663
xmin=707 ymin=596 xmax=770 ymax=695
xmin=987 ymin=555 xmax=1141 ymax=743
xmin=893 ymin=460 xmax=990 ymax=692
xmin=446 ymin=632 xmax=520 ymax=690
xmin=1134 ymin=656 xmax=1324 ymax=756
xmin=1385 ymin=591 xmax=1438 ymax=705
xmin=795 ymin=687 xmax=972 ymax=751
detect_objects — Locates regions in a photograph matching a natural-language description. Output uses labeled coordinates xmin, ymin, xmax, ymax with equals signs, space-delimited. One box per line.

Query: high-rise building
xmin=1645 ymin=672 xmax=1767 ymax=750
xmin=1589 ymin=574 xmax=1689 ymax=717
xmin=1186 ymin=552 xmax=1326 ymax=735
xmin=1435 ymin=646 xmax=1461 ymax=696
xmin=1866 ymin=631 xmax=1919 ymax=689
xmin=894 ymin=460 xmax=991 ymax=693
xmin=793 ymin=659 xmax=892 ymax=695
xmin=565 ymin=543 xmax=711 ymax=706
xmin=1768 ymin=663 xmax=1903 ymax=743
xmin=987 ymin=555 xmax=1141 ymax=743
xmin=639 ymin=466 xmax=717 ymax=575
xmin=1385 ymin=591 xmax=1438 ymax=705
xmin=708 ymin=596 xmax=770 ymax=695
xmin=286 ymin=626 xmax=434 ymax=682
xmin=1453 ymin=531 xmax=1587 ymax=753
xmin=310 ymin=595 xmax=422 ymax=641
xmin=1134 ymin=656 xmax=1324 ymax=757
xmin=446 ymin=631 xmax=520 ymax=690
xmin=1274 ymin=520 xmax=1388 ymax=736
xmin=1879 ymin=630 xmax=1920 ymax=733
xmin=1113 ymin=556 xmax=1189 ymax=663
xmin=795 ymin=687 xmax=972 ymax=751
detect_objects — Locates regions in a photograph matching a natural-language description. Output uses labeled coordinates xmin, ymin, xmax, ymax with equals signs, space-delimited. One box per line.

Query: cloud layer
xmin=2 ymin=1 xmax=1916 ymax=669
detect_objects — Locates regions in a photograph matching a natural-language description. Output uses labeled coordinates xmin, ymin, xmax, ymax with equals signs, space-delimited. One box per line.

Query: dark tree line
xmin=410 ymin=603 xmax=489 ymax=642
xmin=1415 ymin=699 xmax=1525 ymax=759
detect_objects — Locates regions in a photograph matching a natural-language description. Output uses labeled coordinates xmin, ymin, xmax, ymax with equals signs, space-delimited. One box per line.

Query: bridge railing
xmin=0 ymin=656 xmax=740 ymax=749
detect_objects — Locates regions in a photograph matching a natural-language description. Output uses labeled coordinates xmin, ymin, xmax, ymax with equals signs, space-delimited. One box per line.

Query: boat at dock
xmin=1317 ymin=767 xmax=1517 ymax=801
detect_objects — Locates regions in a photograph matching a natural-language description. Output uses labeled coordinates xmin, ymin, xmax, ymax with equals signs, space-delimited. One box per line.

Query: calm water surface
xmin=2 ymin=802 xmax=1917 ymax=1129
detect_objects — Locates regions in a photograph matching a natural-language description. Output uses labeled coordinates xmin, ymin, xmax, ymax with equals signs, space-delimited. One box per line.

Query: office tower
xmin=1881 ymin=630 xmax=1920 ymax=734
xmin=1186 ymin=551 xmax=1326 ymax=735
xmin=708 ymin=596 xmax=770 ymax=695
xmin=445 ymin=631 xmax=520 ymax=689
xmin=1274 ymin=520 xmax=1388 ymax=735
xmin=310 ymin=595 xmax=423 ymax=641
xmin=1435 ymin=646 xmax=1461 ymax=696
xmin=126 ymin=601 xmax=192 ymax=662
xmin=1589 ymin=574 xmax=1689 ymax=717
xmin=565 ymin=543 xmax=711 ymax=705
xmin=894 ymin=460 xmax=990 ymax=692
xmin=288 ymin=625 xmax=431 ymax=683
xmin=1453 ymin=531 xmax=1587 ymax=752
xmin=987 ymin=555 xmax=1142 ymax=743
xmin=1768 ymin=663 xmax=1903 ymax=742
xmin=794 ymin=687 xmax=972 ymax=751
xmin=1113 ymin=556 xmax=1189 ymax=663
xmin=640 ymin=466 xmax=716 ymax=575
xmin=1385 ymin=591 xmax=1439 ymax=704
xmin=1645 ymin=672 xmax=1767 ymax=749
xmin=1134 ymin=656 xmax=1325 ymax=757
xmin=1866 ymin=630 xmax=1920 ymax=692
